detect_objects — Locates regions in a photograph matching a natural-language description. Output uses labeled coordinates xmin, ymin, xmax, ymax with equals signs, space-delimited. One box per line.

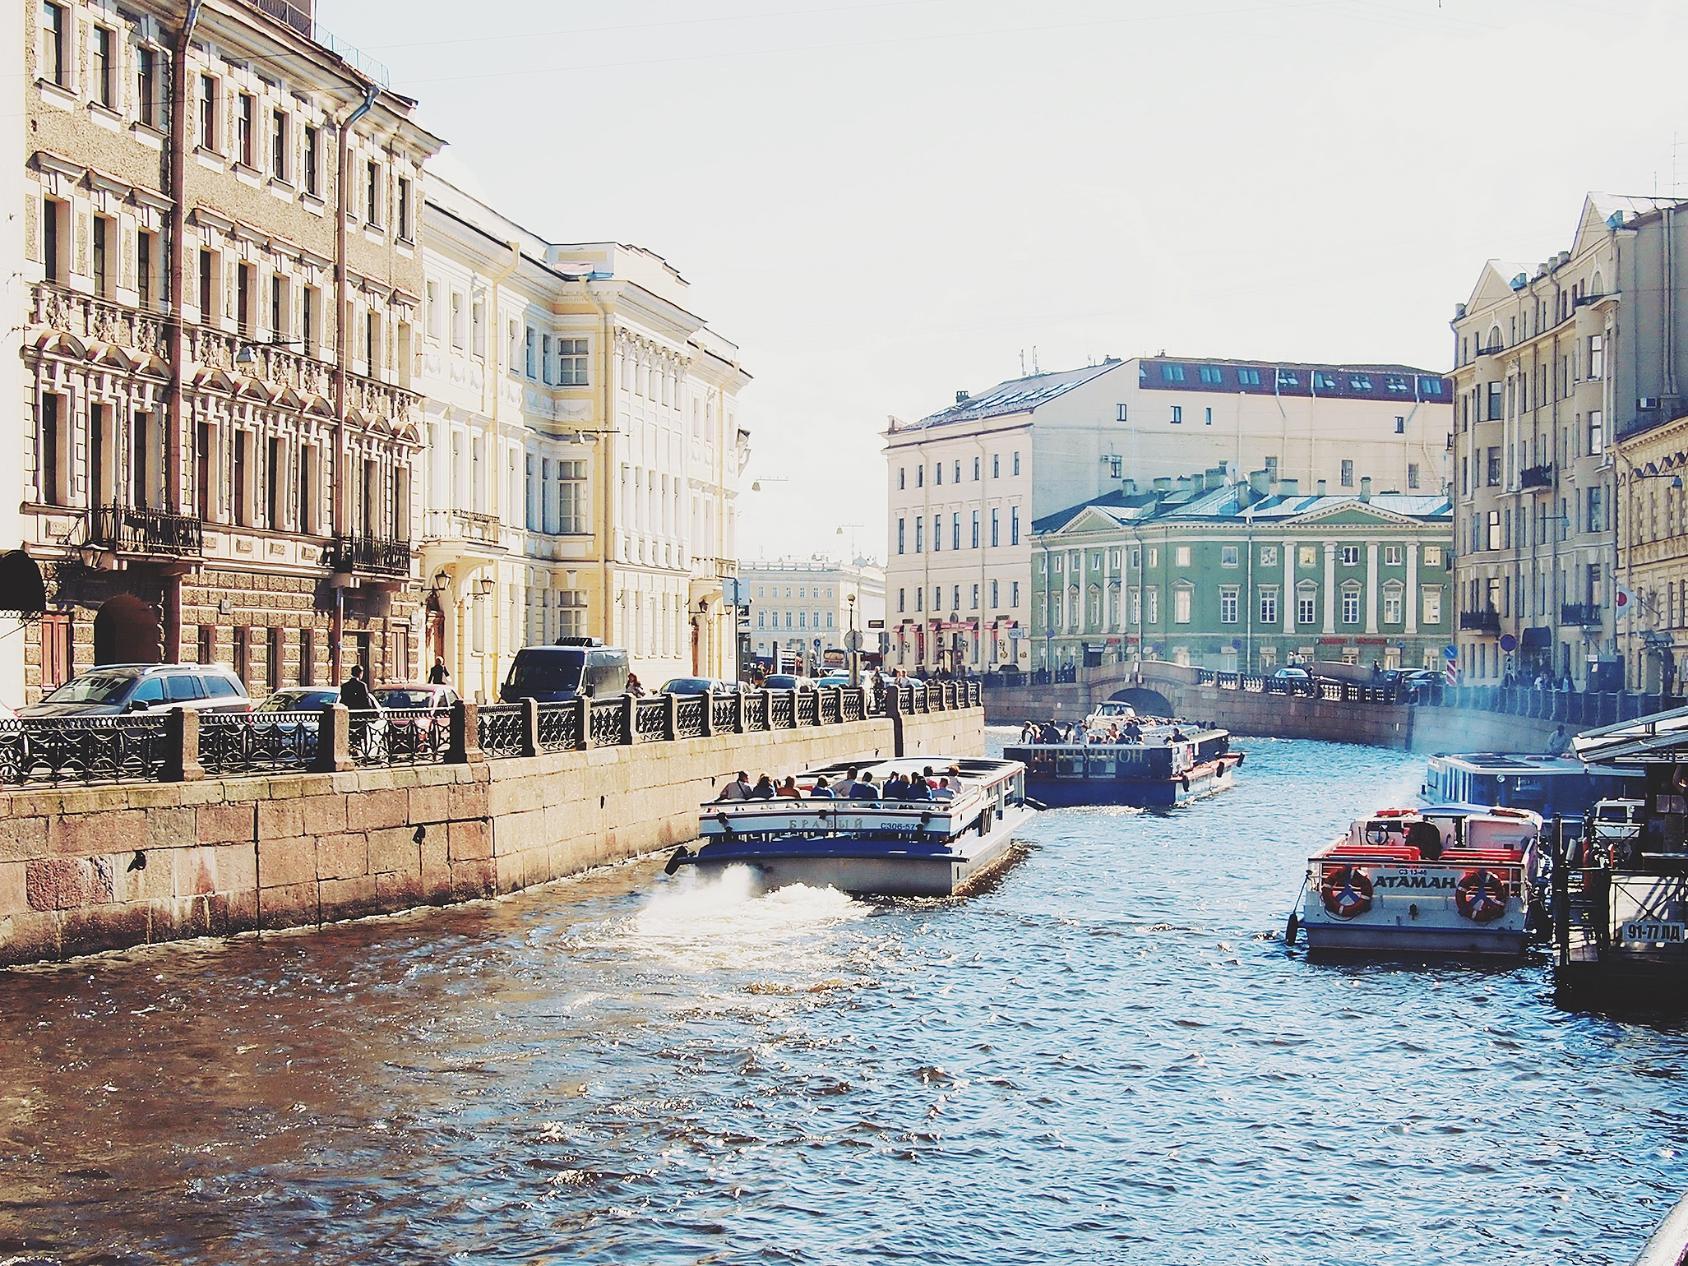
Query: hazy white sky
xmin=326 ymin=0 xmax=1686 ymax=564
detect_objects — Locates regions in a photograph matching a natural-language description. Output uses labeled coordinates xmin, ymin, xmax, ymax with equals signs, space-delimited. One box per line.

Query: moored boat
xmin=664 ymin=756 xmax=1034 ymax=898
xmin=1291 ymin=805 xmax=1542 ymax=956
xmin=1003 ymin=722 xmax=1241 ymax=808
xmin=1422 ymin=751 xmax=1644 ymax=834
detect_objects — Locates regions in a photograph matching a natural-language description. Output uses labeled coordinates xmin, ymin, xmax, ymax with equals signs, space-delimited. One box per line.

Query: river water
xmin=1 ymin=733 xmax=1685 ymax=1265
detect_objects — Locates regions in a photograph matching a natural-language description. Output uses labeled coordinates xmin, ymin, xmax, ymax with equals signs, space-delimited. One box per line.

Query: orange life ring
xmin=1454 ymin=869 xmax=1510 ymax=923
xmin=1374 ymin=807 xmax=1414 ymax=818
xmin=1320 ymin=865 xmax=1374 ymax=919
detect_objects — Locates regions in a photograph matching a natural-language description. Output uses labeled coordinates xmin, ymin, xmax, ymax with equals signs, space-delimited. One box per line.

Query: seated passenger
xmin=775 ymin=775 xmax=802 ymax=799
xmin=716 ymin=770 xmax=751 ymax=801
xmin=833 ymin=766 xmax=860 ymax=798
xmin=907 ymin=775 xmax=933 ymax=801
xmin=1405 ymin=819 xmax=1443 ymax=861
xmin=850 ymin=772 xmax=879 ymax=800
xmin=883 ymin=772 xmax=908 ymax=799
xmin=932 ymin=777 xmax=956 ymax=801
xmin=748 ymin=774 xmax=775 ymax=799
xmin=810 ymin=776 xmax=835 ymax=799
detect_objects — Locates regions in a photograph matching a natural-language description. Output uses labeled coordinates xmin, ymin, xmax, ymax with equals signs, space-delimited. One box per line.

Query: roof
xmin=1573 ymin=704 xmax=1688 ymax=765
xmin=1034 ymin=477 xmax=1451 ymax=536
xmin=908 ymin=363 xmax=1124 ymax=430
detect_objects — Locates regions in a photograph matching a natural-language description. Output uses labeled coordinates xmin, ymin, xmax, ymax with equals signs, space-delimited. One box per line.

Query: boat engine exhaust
xmin=664 ymin=846 xmax=692 ymax=876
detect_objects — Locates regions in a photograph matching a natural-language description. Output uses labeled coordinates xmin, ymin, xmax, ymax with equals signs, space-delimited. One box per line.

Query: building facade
xmin=1612 ymin=413 xmax=1688 ymax=692
xmin=884 ymin=355 xmax=1450 ymax=676
xmin=740 ymin=557 xmax=885 ymax=673
xmin=16 ymin=0 xmax=442 ymax=701
xmin=1030 ymin=469 xmax=1454 ymax=674
xmin=416 ymin=176 xmax=751 ymax=696
xmin=1450 ymin=193 xmax=1688 ymax=688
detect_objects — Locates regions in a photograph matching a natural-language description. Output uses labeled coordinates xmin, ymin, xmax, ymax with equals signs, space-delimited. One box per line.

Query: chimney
xmin=1176 ymin=476 xmax=1193 ymax=494
xmin=954 ymin=389 xmax=970 ymax=404
xmin=1208 ymin=464 xmax=1229 ymax=487
xmin=1247 ymin=469 xmax=1270 ymax=496
xmin=1121 ymin=478 xmax=1137 ymax=495
xmin=1278 ymin=476 xmax=1299 ymax=495
xmin=1153 ymin=476 xmax=1172 ymax=492
xmin=1316 ymin=479 xmax=1328 ymax=495
xmin=1360 ymin=476 xmax=1373 ymax=502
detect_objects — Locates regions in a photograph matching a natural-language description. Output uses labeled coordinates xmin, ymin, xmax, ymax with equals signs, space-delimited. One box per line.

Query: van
xmin=500 ymin=638 xmax=629 ymax=704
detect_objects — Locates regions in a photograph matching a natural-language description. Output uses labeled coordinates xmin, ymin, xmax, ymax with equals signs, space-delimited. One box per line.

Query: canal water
xmin=1 ymin=735 xmax=1685 ymax=1265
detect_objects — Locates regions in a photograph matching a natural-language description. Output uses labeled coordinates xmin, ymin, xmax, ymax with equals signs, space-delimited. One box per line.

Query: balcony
xmin=328 ymin=534 xmax=410 ymax=577
xmin=187 ymin=327 xmax=423 ymax=431
xmin=423 ymin=508 xmax=504 ymax=550
xmin=31 ymin=285 xmax=166 ymax=358
xmin=1562 ymin=603 xmax=1602 ymax=628
xmin=1519 ymin=463 xmax=1554 ymax=491
xmin=86 ymin=504 xmax=204 ymax=558
xmin=1459 ymin=607 xmax=1501 ymax=634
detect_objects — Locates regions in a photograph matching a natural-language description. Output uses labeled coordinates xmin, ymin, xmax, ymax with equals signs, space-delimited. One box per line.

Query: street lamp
xmin=234 ymin=337 xmax=307 ymax=367
xmin=846 ymin=591 xmax=859 ymax=688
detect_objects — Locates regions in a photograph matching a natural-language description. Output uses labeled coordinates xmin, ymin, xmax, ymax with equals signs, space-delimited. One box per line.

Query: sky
xmin=324 ymin=0 xmax=1688 ymax=566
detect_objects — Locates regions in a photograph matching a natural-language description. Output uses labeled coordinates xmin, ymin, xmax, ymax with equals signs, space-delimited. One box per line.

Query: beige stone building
xmin=1612 ymin=413 xmax=1688 ymax=692
xmin=740 ymin=557 xmax=885 ymax=673
xmin=15 ymin=0 xmax=441 ymax=700
xmin=417 ymin=175 xmax=752 ymax=698
xmin=1449 ymin=193 xmax=1688 ymax=688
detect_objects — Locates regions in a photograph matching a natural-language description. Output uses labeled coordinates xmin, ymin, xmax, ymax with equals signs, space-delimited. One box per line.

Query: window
xmin=1339 ymin=545 xmax=1359 ymax=566
xmin=559 ymin=338 xmax=589 ymax=385
xmin=137 ymin=228 xmax=155 ymax=309
xmin=558 ymin=460 xmax=587 ymax=533
xmin=1175 ymin=545 xmax=1191 ymax=566
xmin=1421 ymin=586 xmax=1443 ymax=625
xmin=953 ymin=460 xmax=960 ymax=483
xmin=1486 ymin=509 xmax=1501 ymax=551
xmin=1116 ymin=403 xmax=1128 ymax=422
xmin=136 ymin=46 xmax=157 ymax=127
xmin=197 ymin=247 xmax=214 ymax=320
xmin=366 ymin=160 xmax=382 ymax=225
xmin=1174 ymin=586 xmax=1192 ymax=624
xmin=897 ymin=588 xmax=905 ymax=614
xmin=1220 ymin=586 xmax=1239 ymax=624
xmin=1012 ymin=451 xmax=1021 ymax=476
xmin=301 ymin=284 xmax=318 ymax=354
xmin=1220 ymin=545 xmax=1238 ymax=567
xmin=952 ymin=513 xmax=961 ymax=551
xmin=1383 ymin=584 xmax=1404 ymax=625
xmin=397 ymin=176 xmax=413 ymax=241
xmin=1383 ymin=544 xmax=1402 ymax=565
xmin=1341 ymin=584 xmax=1361 ymax=625
xmin=1394 ymin=415 xmax=1405 ymax=434
xmin=914 ymin=519 xmax=923 ymax=553
xmin=92 ymin=25 xmax=114 ymax=107
xmin=990 ymin=508 xmax=999 ymax=547
xmin=915 ymin=466 xmax=923 ymax=488
xmin=1170 ymin=405 xmax=1183 ymax=425
xmin=270 ymin=273 xmax=286 ymax=337
xmin=1160 ymin=364 xmax=1186 ymax=382
xmin=971 ymin=584 xmax=980 ymax=610
xmin=1407 ymin=462 xmax=1420 ymax=490
xmin=1259 ymin=586 xmax=1278 ymax=625
xmin=1486 ymin=448 xmax=1501 ymax=486
xmin=971 ymin=510 xmax=979 ymax=549
xmin=897 ymin=467 xmax=905 ymax=490
xmin=1589 ymin=410 xmax=1604 ymax=456
xmin=932 ymin=514 xmax=942 ymax=551
xmin=1587 ymin=486 xmax=1605 ymax=533
xmin=1010 ymin=506 xmax=1020 ymax=545
xmin=973 ymin=455 xmax=981 ymax=480
xmin=992 ymin=454 xmax=1000 ymax=478
xmin=237 ymin=92 xmax=255 ymax=167
xmin=1011 ymin=581 xmax=1020 ymax=607
xmin=303 ymin=125 xmax=320 ymax=196
xmin=1296 ymin=583 xmax=1317 ymax=625
xmin=991 ymin=580 xmax=999 ymax=608
xmin=365 ymin=310 xmax=379 ymax=374
xmin=541 ymin=334 xmax=553 ymax=384
xmin=1340 ymin=459 xmax=1354 ymax=487
xmin=91 ymin=215 xmax=111 ymax=298
xmin=1486 ymin=381 xmax=1502 ymax=420
xmin=1260 ymin=546 xmax=1278 ymax=566
xmin=897 ymin=518 xmax=905 ymax=554
xmin=1588 ymin=333 xmax=1604 ymax=379
xmin=40 ymin=3 xmax=67 ymax=87
xmin=270 ymin=108 xmax=289 ymax=180
xmin=1237 ymin=367 xmax=1262 ymax=386
xmin=199 ymin=74 xmax=217 ymax=149
xmin=235 ymin=262 xmax=252 ymax=335
xmin=1204 ymin=407 xmax=1213 ymax=426
xmin=38 ymin=392 xmax=66 ymax=504
xmin=524 ymin=327 xmax=535 ymax=378
xmin=1199 ymin=366 xmax=1223 ymax=385
xmin=935 ymin=463 xmax=942 ymax=486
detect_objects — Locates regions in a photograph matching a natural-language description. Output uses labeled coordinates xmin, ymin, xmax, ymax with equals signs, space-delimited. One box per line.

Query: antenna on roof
xmin=1019 ymin=349 xmax=1025 ymax=377
xmin=1033 ymin=346 xmax=1039 ymax=374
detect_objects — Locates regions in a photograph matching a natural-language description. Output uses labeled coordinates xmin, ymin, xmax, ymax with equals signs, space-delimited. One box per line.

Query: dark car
xmin=20 ymin=663 xmax=249 ymax=717
xmin=501 ymin=639 xmax=629 ymax=703
xmin=763 ymin=674 xmax=815 ymax=692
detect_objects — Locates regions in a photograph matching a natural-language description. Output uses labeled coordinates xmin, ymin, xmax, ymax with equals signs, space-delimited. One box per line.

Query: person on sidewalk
xmin=427 ymin=656 xmax=450 ymax=686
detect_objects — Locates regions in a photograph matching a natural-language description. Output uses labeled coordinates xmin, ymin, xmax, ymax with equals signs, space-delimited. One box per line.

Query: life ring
xmin=1320 ymin=865 xmax=1374 ymax=919
xmin=1454 ymin=868 xmax=1510 ymax=923
xmin=1374 ymin=807 xmax=1414 ymax=818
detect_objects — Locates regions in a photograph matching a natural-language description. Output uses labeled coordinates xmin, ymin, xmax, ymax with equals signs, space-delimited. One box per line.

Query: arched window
xmin=1296 ymin=580 xmax=1318 ymax=624
xmin=1341 ymin=580 xmax=1362 ymax=626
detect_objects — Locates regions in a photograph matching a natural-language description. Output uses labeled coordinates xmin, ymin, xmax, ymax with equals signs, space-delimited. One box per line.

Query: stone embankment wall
xmin=0 ymin=708 xmax=983 ymax=968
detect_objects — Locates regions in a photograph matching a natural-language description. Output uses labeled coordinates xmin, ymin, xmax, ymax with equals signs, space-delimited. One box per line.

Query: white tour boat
xmin=664 ymin=756 xmax=1034 ymax=897
xmin=1290 ymin=805 xmax=1543 ymax=956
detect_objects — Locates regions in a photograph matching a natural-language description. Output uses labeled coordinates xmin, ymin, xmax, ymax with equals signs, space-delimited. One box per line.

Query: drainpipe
xmin=329 ymin=82 xmax=377 ymax=680
xmin=162 ymin=0 xmax=205 ymax=663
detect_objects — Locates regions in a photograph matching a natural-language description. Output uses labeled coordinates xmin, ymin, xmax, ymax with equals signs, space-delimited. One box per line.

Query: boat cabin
xmin=1422 ymin=753 xmax=1641 ymax=824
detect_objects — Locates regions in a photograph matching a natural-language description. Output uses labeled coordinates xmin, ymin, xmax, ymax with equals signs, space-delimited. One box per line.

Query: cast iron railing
xmin=0 ymin=715 xmax=170 ymax=786
xmin=477 ymin=704 xmax=526 ymax=759
xmin=87 ymin=504 xmax=204 ymax=557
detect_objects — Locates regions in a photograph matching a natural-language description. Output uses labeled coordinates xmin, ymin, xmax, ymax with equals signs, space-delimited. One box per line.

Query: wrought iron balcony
xmin=329 ymin=534 xmax=411 ymax=577
xmin=1519 ymin=463 xmax=1554 ymax=490
xmin=1459 ymin=607 xmax=1501 ymax=633
xmin=86 ymin=504 xmax=204 ymax=557
xmin=1561 ymin=602 xmax=1602 ymax=627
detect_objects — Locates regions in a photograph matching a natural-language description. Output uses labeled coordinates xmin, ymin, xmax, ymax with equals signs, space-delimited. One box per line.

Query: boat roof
xmin=802 ymin=756 xmax=1020 ymax=781
xmin=1428 ymin=752 xmax=1633 ymax=776
xmin=1573 ymin=703 xmax=1688 ymax=765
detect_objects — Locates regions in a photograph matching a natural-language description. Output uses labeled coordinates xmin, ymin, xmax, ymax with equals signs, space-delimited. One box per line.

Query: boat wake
xmin=625 ymin=865 xmax=870 ymax=973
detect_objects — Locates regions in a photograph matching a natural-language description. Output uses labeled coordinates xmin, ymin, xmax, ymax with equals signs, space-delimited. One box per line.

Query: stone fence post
xmin=160 ymin=706 xmax=203 ymax=783
xmin=663 ymin=692 xmax=678 ymax=741
xmin=313 ymin=704 xmax=353 ymax=773
xmin=449 ymin=700 xmax=484 ymax=764
xmin=701 ymin=692 xmax=715 ymax=737
xmin=620 ymin=693 xmax=636 ymax=746
xmin=578 ymin=697 xmax=594 ymax=750
xmin=520 ymin=698 xmax=540 ymax=758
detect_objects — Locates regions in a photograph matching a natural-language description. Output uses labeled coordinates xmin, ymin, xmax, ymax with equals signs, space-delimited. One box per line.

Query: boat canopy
xmin=1572 ymin=704 xmax=1688 ymax=765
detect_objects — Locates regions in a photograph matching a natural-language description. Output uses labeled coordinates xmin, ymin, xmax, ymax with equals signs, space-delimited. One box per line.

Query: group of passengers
xmin=714 ymin=764 xmax=960 ymax=803
xmin=1021 ymin=718 xmax=1183 ymax=746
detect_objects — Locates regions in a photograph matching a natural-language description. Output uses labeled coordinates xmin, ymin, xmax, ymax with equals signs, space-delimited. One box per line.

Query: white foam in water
xmin=627 ymin=865 xmax=869 ymax=973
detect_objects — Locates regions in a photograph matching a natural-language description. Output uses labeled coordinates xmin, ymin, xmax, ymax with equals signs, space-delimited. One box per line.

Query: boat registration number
xmin=1618 ymin=921 xmax=1687 ymax=944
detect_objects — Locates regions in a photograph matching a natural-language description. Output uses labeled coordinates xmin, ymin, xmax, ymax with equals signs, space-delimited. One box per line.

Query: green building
xmin=1031 ymin=468 xmax=1454 ymax=674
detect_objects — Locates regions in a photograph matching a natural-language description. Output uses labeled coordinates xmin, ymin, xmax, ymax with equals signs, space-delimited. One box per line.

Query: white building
xmin=884 ymin=355 xmax=1451 ymax=673
xmin=417 ymin=174 xmax=751 ymax=695
xmin=740 ymin=558 xmax=885 ymax=673
xmin=1 ymin=0 xmax=26 ymax=705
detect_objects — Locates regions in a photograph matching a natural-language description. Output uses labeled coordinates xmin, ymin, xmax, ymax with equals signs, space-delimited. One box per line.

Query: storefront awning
xmin=0 ymin=549 xmax=46 ymax=617
xmin=1521 ymin=626 xmax=1552 ymax=649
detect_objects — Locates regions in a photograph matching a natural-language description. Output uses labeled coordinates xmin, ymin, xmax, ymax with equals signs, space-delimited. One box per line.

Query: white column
xmin=1405 ymin=542 xmax=1419 ymax=636
xmin=1322 ymin=541 xmax=1337 ymax=634
xmin=1365 ymin=541 xmax=1380 ymax=633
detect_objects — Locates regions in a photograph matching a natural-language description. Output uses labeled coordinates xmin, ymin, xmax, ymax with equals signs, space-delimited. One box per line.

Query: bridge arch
xmin=1109 ymin=686 xmax=1174 ymax=716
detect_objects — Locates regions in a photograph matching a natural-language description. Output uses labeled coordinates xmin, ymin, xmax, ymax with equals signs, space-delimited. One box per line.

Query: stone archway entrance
xmin=93 ymin=593 xmax=161 ymax=666
xmin=1109 ymin=686 xmax=1174 ymax=716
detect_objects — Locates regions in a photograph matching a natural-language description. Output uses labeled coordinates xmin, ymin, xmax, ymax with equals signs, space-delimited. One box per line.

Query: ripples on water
xmin=1 ymin=734 xmax=1685 ymax=1265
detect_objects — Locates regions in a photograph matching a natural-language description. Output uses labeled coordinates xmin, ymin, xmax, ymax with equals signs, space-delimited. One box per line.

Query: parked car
xmin=763 ymin=673 xmax=815 ymax=692
xmin=19 ymin=664 xmax=250 ymax=717
xmin=1397 ymin=669 xmax=1441 ymax=702
xmin=501 ymin=639 xmax=629 ymax=704
xmin=373 ymin=683 xmax=459 ymax=715
xmin=1270 ymin=666 xmax=1317 ymax=697
xmin=659 ymin=676 xmax=733 ymax=697
xmin=815 ymin=673 xmax=851 ymax=689
xmin=372 ymin=683 xmax=457 ymax=755
xmin=253 ymin=687 xmax=341 ymax=714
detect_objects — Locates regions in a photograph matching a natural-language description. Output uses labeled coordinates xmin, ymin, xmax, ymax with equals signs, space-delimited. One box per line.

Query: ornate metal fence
xmin=199 ymin=711 xmax=320 ymax=775
xmin=770 ymin=692 xmax=794 ymax=729
xmin=477 ymin=704 xmax=526 ymax=759
xmin=711 ymin=695 xmax=739 ymax=732
xmin=634 ymin=696 xmax=667 ymax=743
xmin=536 ymin=700 xmax=580 ymax=753
xmin=589 ymin=698 xmax=627 ymax=746
xmin=0 ymin=715 xmax=171 ymax=786
xmin=743 ymin=693 xmax=768 ymax=731
xmin=351 ymin=708 xmax=449 ymax=766
xmin=675 ymin=697 xmax=706 ymax=739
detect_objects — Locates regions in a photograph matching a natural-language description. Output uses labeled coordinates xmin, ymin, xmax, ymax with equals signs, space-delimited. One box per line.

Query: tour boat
xmin=663 ymin=756 xmax=1035 ymax=898
xmin=1002 ymin=723 xmax=1241 ymax=808
xmin=1290 ymin=805 xmax=1543 ymax=956
xmin=1422 ymin=752 xmax=1643 ymax=833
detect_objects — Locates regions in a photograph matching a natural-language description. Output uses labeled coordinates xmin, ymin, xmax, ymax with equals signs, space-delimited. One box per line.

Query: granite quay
xmin=0 ymin=684 xmax=985 ymax=967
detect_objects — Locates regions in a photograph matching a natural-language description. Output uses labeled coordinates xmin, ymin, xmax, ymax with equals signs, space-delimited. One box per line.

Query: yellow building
xmin=1614 ymin=413 xmax=1688 ymax=692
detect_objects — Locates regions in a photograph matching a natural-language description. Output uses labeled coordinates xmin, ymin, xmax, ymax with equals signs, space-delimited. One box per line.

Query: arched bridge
xmin=980 ymin=661 xmax=1202 ymax=724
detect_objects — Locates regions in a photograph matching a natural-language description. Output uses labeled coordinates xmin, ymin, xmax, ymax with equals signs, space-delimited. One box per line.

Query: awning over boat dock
xmin=1572 ymin=704 xmax=1688 ymax=765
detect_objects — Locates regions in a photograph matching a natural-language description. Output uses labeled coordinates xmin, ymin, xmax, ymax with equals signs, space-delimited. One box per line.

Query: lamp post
xmin=233 ymin=337 xmax=308 ymax=367
xmin=847 ymin=591 xmax=859 ymax=687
